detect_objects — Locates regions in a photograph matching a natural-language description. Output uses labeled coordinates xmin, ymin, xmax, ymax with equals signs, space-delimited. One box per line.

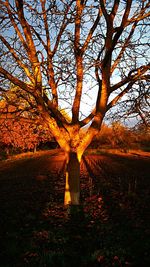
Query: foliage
xmin=111 ymin=121 xmax=134 ymax=150
xmin=133 ymin=124 xmax=150 ymax=151
xmin=0 ymin=96 xmax=52 ymax=153
xmin=94 ymin=124 xmax=113 ymax=146
xmin=0 ymin=117 xmax=51 ymax=152
xmin=91 ymin=122 xmax=134 ymax=150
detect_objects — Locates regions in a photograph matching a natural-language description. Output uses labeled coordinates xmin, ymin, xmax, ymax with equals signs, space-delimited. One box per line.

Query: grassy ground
xmin=0 ymin=149 xmax=150 ymax=267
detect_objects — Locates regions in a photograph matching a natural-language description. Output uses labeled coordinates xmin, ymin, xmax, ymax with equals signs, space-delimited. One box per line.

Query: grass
xmin=86 ymin=147 xmax=150 ymax=157
xmin=0 ymin=149 xmax=150 ymax=267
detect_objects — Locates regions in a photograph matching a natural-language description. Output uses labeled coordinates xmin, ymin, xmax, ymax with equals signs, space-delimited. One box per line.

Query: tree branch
xmin=52 ymin=1 xmax=75 ymax=56
xmin=111 ymin=21 xmax=137 ymax=73
xmin=0 ymin=35 xmax=34 ymax=83
xmin=42 ymin=92 xmax=70 ymax=126
xmin=100 ymin=0 xmax=109 ymax=22
xmin=15 ymin=0 xmax=39 ymax=64
xmin=72 ymin=0 xmax=84 ymax=123
xmin=40 ymin=0 xmax=51 ymax=56
xmin=107 ymin=82 xmax=134 ymax=111
xmin=102 ymin=0 xmax=132 ymax=68
xmin=5 ymin=0 xmax=29 ymax=54
xmin=79 ymin=108 xmax=96 ymax=127
xmin=0 ymin=66 xmax=34 ymax=94
xmin=39 ymin=1 xmax=58 ymax=107
xmin=15 ymin=0 xmax=42 ymax=88
xmin=111 ymin=63 xmax=150 ymax=92
xmin=81 ymin=7 xmax=102 ymax=54
xmin=110 ymin=0 xmax=120 ymax=19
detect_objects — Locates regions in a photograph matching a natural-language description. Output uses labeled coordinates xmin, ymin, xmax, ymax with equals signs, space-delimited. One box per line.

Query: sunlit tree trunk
xmin=63 ymin=125 xmax=99 ymax=206
xmin=34 ymin=145 xmax=37 ymax=153
xmin=64 ymin=151 xmax=82 ymax=206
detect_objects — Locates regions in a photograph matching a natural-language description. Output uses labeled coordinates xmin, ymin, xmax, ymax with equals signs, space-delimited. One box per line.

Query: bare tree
xmin=0 ymin=0 xmax=149 ymax=205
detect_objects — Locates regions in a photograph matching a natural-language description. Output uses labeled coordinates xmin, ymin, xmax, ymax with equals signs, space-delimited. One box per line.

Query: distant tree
xmin=91 ymin=123 xmax=112 ymax=148
xmin=91 ymin=122 xmax=134 ymax=151
xmin=0 ymin=0 xmax=149 ymax=206
xmin=0 ymin=92 xmax=52 ymax=152
xmin=111 ymin=121 xmax=133 ymax=151
xmin=133 ymin=123 xmax=150 ymax=150
xmin=0 ymin=116 xmax=52 ymax=152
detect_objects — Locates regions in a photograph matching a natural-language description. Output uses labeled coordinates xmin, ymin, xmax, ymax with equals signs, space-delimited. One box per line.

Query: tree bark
xmin=64 ymin=151 xmax=81 ymax=206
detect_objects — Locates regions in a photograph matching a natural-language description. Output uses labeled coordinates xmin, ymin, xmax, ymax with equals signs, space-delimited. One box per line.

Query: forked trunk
xmin=64 ymin=151 xmax=81 ymax=206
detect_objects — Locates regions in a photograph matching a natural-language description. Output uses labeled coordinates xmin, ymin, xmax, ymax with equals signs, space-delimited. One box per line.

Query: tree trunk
xmin=34 ymin=145 xmax=37 ymax=153
xmin=64 ymin=151 xmax=81 ymax=206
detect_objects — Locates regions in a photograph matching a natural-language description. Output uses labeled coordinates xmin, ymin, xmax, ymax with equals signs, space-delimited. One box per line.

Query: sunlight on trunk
xmin=64 ymin=151 xmax=81 ymax=206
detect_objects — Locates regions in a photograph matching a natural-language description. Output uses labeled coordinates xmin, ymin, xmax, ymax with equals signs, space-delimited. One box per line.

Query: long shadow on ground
xmin=0 ymin=150 xmax=150 ymax=267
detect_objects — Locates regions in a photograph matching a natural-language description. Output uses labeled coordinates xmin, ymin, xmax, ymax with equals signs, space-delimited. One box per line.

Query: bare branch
xmin=79 ymin=107 xmax=96 ymax=127
xmin=72 ymin=0 xmax=84 ymax=122
xmin=111 ymin=21 xmax=137 ymax=73
xmin=15 ymin=0 xmax=39 ymax=65
xmin=0 ymin=66 xmax=33 ymax=93
xmin=107 ymin=82 xmax=134 ymax=111
xmin=100 ymin=0 xmax=109 ymax=22
xmin=110 ymin=0 xmax=120 ymax=19
xmin=0 ymin=35 xmax=34 ymax=83
xmin=111 ymin=63 xmax=150 ymax=92
xmin=81 ymin=7 xmax=102 ymax=54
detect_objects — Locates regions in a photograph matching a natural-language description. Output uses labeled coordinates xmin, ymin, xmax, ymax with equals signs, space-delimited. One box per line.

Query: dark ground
xmin=0 ymin=149 xmax=150 ymax=267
